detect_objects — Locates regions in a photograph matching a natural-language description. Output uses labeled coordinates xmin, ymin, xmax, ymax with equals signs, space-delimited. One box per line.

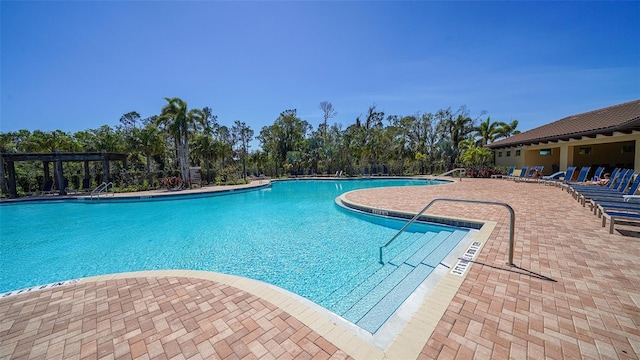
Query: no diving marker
xmin=0 ymin=279 xmax=80 ymax=299
xmin=451 ymin=241 xmax=483 ymax=276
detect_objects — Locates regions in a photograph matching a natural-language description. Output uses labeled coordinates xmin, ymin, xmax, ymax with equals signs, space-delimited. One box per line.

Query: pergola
xmin=0 ymin=151 xmax=127 ymax=198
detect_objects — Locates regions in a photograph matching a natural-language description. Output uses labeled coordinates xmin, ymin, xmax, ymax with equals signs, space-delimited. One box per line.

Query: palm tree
xmin=156 ymin=97 xmax=206 ymax=187
xmin=190 ymin=133 xmax=216 ymax=184
xmin=458 ymin=139 xmax=492 ymax=169
xmin=134 ymin=124 xmax=165 ymax=186
xmin=448 ymin=114 xmax=474 ymax=148
xmin=474 ymin=117 xmax=505 ymax=146
xmin=23 ymin=130 xmax=74 ymax=153
xmin=495 ymin=119 xmax=520 ymax=140
xmin=437 ymin=110 xmax=474 ymax=169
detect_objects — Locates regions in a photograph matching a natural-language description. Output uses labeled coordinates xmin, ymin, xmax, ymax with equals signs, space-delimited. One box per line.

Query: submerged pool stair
xmin=325 ymin=229 xmax=468 ymax=334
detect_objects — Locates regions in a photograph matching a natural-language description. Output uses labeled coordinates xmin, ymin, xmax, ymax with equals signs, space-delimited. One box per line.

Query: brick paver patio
xmin=1 ymin=178 xmax=639 ymax=359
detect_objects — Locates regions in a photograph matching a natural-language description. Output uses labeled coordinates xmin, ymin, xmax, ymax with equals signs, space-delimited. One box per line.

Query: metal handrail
xmin=437 ymin=168 xmax=466 ymax=181
xmin=378 ymin=198 xmax=516 ymax=266
xmin=90 ymin=182 xmax=113 ymax=200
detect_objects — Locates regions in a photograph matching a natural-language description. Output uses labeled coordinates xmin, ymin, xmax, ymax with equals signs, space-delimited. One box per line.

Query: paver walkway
xmin=1 ymin=178 xmax=639 ymax=359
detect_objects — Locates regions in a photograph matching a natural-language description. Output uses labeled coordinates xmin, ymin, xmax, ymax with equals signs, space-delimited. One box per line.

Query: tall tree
xmin=190 ymin=133 xmax=215 ymax=184
xmin=474 ymin=117 xmax=505 ymax=146
xmin=437 ymin=107 xmax=476 ymax=169
xmin=302 ymin=129 xmax=323 ymax=174
xmin=364 ymin=104 xmax=384 ymax=130
xmin=120 ymin=111 xmax=141 ymax=130
xmin=318 ymin=101 xmax=337 ymax=140
xmin=495 ymin=119 xmax=520 ymax=139
xmin=397 ymin=113 xmax=441 ymax=174
xmin=215 ymin=125 xmax=233 ymax=169
xmin=156 ymin=97 xmax=206 ymax=187
xmin=133 ymin=122 xmax=165 ymax=185
xmin=257 ymin=110 xmax=310 ymax=177
xmin=231 ymin=120 xmax=254 ymax=181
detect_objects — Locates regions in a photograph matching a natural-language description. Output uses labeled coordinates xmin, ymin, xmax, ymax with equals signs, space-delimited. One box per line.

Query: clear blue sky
xmin=1 ymin=1 xmax=639 ymax=141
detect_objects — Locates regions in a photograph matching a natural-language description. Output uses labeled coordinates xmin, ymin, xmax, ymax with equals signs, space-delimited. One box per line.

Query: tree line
xmin=0 ymin=97 xmax=519 ymax=195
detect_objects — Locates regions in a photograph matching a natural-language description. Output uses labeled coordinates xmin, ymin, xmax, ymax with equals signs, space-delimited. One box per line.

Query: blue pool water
xmin=0 ymin=178 xmax=467 ymax=333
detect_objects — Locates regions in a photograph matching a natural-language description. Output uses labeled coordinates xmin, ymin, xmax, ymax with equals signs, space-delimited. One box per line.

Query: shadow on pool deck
xmin=1 ymin=177 xmax=639 ymax=359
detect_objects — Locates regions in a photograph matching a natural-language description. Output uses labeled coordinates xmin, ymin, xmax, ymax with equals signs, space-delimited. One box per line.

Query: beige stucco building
xmin=487 ymin=99 xmax=640 ymax=175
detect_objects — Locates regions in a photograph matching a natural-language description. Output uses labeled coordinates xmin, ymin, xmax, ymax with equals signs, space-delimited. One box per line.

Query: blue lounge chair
xmin=601 ymin=209 xmax=640 ymax=234
xmin=506 ymin=165 xmax=515 ymax=176
xmin=586 ymin=174 xmax=640 ymax=210
xmin=570 ymin=168 xmax=624 ymax=195
xmin=494 ymin=166 xmax=515 ymax=179
xmin=542 ymin=171 xmax=565 ymax=180
xmin=574 ymin=170 xmax=632 ymax=203
xmin=523 ymin=166 xmax=545 ymax=182
xmin=519 ymin=166 xmax=541 ymax=181
xmin=573 ymin=166 xmax=592 ymax=182
xmin=546 ymin=166 xmax=577 ymax=187
xmin=595 ymin=201 xmax=640 ymax=218
xmin=575 ymin=170 xmax=633 ymax=203
xmin=591 ymin=166 xmax=605 ymax=181
xmin=580 ymin=167 xmax=621 ymax=191
xmin=562 ymin=166 xmax=591 ymax=191
xmin=508 ymin=166 xmax=528 ymax=181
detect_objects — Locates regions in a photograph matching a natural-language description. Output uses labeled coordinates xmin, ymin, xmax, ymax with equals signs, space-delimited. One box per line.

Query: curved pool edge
xmin=336 ymin=191 xmax=484 ymax=230
xmin=0 ymin=180 xmax=273 ymax=204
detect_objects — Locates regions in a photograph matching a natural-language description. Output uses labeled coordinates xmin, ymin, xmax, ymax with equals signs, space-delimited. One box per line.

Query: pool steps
xmin=343 ymin=264 xmax=415 ymax=322
xmin=319 ymin=232 xmax=424 ymax=308
xmin=390 ymin=231 xmax=449 ymax=266
xmin=325 ymin=229 xmax=468 ymax=334
xmin=357 ymin=262 xmax=436 ymax=332
xmin=355 ymin=229 xmax=468 ymax=332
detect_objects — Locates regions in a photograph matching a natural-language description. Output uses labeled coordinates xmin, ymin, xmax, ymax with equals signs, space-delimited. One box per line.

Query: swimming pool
xmin=0 ymin=178 xmax=468 ymax=333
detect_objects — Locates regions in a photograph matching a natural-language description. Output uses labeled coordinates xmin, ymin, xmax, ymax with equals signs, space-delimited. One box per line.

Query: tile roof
xmin=487 ymin=99 xmax=640 ymax=149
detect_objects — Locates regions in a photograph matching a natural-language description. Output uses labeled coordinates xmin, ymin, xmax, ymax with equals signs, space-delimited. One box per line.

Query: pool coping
xmin=337 ymin=191 xmax=484 ymax=230
xmin=0 ymin=180 xmax=273 ymax=203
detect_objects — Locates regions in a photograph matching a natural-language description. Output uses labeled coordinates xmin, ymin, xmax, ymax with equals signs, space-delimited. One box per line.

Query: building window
xmin=540 ymin=149 xmax=552 ymax=156
xmin=515 ymin=150 xmax=521 ymax=156
xmin=506 ymin=151 xmax=511 ymax=157
xmin=498 ymin=152 xmax=502 ymax=157
xmin=578 ymin=147 xmax=592 ymax=155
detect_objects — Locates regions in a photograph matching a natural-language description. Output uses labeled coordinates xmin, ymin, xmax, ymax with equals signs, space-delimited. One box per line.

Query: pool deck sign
xmin=0 ymin=279 xmax=80 ymax=299
xmin=451 ymin=241 xmax=483 ymax=276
